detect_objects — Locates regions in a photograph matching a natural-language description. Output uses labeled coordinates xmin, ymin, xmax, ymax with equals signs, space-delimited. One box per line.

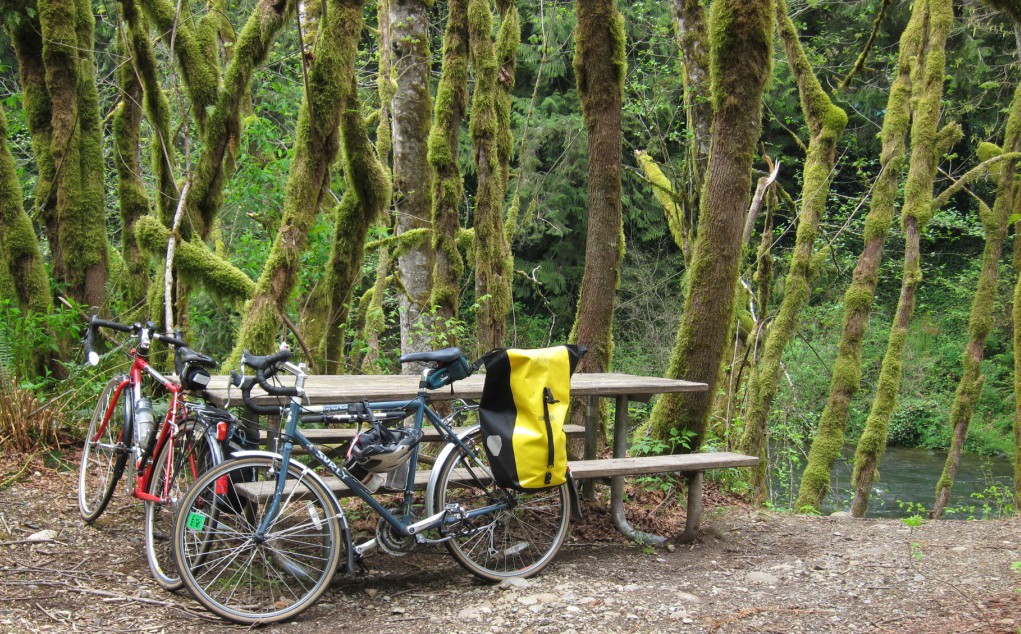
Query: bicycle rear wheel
xmin=78 ymin=377 xmax=132 ymax=522
xmin=433 ymin=427 xmax=570 ymax=581
xmin=173 ymin=456 xmax=342 ymax=625
xmin=144 ymin=418 xmax=222 ymax=591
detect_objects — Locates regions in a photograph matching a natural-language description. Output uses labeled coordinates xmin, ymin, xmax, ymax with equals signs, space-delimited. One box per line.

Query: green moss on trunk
xmin=739 ymin=0 xmax=846 ymax=501
xmin=229 ymin=0 xmax=364 ymax=366
xmin=428 ymin=0 xmax=469 ymax=339
xmin=850 ymin=0 xmax=953 ymax=518
xmin=648 ymin=0 xmax=774 ymax=450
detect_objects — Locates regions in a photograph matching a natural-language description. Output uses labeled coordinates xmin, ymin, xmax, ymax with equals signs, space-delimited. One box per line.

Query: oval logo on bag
xmin=487 ymin=435 xmax=503 ymax=456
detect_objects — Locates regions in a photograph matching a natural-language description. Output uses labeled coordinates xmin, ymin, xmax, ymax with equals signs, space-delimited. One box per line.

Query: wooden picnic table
xmin=203 ymin=372 xmax=753 ymax=544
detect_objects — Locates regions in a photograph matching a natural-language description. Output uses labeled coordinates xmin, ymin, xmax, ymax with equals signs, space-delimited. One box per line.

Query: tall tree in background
xmin=851 ymin=0 xmax=955 ymax=517
xmin=649 ymin=0 xmax=775 ymax=450
xmin=230 ymin=0 xmax=363 ymax=363
xmin=739 ymin=0 xmax=847 ymax=500
xmin=10 ymin=0 xmax=110 ymax=310
xmin=468 ymin=0 xmax=518 ymax=353
xmin=569 ymin=0 xmax=626 ymax=420
xmin=932 ymin=3 xmax=1021 ymax=518
xmin=428 ymin=0 xmax=469 ymax=344
xmin=794 ymin=1 xmax=924 ymax=512
xmin=0 ymin=107 xmax=49 ymax=317
xmin=672 ymin=0 xmax=710 ymax=245
xmin=390 ymin=0 xmax=436 ymax=359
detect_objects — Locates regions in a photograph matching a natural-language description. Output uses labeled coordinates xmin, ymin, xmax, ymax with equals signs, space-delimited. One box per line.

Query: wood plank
xmin=231 ymin=452 xmax=758 ymax=501
xmin=259 ymin=424 xmax=587 ymax=445
xmin=568 ymin=453 xmax=758 ymax=479
xmin=204 ymin=372 xmax=707 ymax=407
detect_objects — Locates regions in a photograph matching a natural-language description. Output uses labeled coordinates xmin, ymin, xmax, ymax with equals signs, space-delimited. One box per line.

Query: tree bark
xmin=851 ymin=0 xmax=954 ymax=518
xmin=568 ymin=0 xmax=626 ymax=433
xmin=739 ymin=0 xmax=847 ymax=501
xmin=428 ymin=0 xmax=470 ymax=342
xmin=33 ymin=0 xmax=109 ymax=310
xmin=794 ymin=0 xmax=927 ymax=513
xmin=468 ymin=0 xmax=517 ymax=354
xmin=228 ymin=0 xmax=363 ymax=364
xmin=932 ymin=71 xmax=1021 ymax=519
xmin=391 ymin=0 xmax=436 ymax=360
xmin=672 ymin=0 xmax=711 ymax=244
xmin=0 ymin=107 xmax=50 ymax=316
xmin=648 ymin=0 xmax=775 ymax=450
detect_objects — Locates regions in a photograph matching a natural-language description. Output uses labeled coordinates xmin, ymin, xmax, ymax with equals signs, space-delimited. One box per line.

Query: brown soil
xmin=2 ymin=451 xmax=1020 ymax=633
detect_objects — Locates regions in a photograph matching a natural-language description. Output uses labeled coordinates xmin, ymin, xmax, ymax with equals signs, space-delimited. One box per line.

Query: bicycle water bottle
xmin=135 ymin=397 xmax=155 ymax=448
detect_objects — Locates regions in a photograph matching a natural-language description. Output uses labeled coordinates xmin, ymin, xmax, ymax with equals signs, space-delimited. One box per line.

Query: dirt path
xmin=2 ymin=456 xmax=1020 ymax=633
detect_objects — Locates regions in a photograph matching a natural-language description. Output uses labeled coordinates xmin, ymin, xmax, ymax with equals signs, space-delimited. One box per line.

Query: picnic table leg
xmin=610 ymin=395 xmax=665 ymax=545
xmin=678 ymin=471 xmax=703 ymax=544
xmin=582 ymin=395 xmax=598 ymax=499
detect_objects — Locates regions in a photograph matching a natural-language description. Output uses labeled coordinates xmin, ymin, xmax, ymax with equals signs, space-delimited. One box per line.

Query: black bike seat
xmin=398 ymin=348 xmax=462 ymax=365
xmin=175 ymin=347 xmax=217 ymax=369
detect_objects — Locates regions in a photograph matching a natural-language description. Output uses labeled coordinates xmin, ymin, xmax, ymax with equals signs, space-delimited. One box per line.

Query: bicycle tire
xmin=144 ymin=418 xmax=223 ymax=591
xmin=172 ymin=456 xmax=342 ymax=625
xmin=78 ymin=377 xmax=132 ymax=522
xmin=433 ymin=426 xmax=570 ymax=581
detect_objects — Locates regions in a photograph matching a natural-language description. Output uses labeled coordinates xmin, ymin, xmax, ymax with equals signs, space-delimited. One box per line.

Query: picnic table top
xmin=203 ymin=372 xmax=707 ymax=407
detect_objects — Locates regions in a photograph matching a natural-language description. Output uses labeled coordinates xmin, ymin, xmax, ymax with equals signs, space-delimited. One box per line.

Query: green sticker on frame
xmin=186 ymin=512 xmax=205 ymax=531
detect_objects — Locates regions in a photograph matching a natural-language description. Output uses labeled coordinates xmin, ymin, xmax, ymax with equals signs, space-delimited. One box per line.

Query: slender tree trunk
xmin=391 ymin=0 xmax=435 ymax=359
xmin=672 ymin=0 xmax=710 ymax=242
xmin=428 ymin=0 xmax=469 ymax=343
xmin=932 ymin=79 xmax=1021 ymax=519
xmin=0 ymin=107 xmax=50 ymax=316
xmin=851 ymin=0 xmax=954 ymax=518
xmin=794 ymin=0 xmax=927 ymax=513
xmin=568 ymin=0 xmax=626 ymax=434
xmin=228 ymin=0 xmax=362 ymax=363
xmin=648 ymin=0 xmax=775 ymax=450
xmin=739 ymin=0 xmax=847 ymax=501
xmin=468 ymin=0 xmax=517 ymax=354
xmin=113 ymin=25 xmax=152 ymax=310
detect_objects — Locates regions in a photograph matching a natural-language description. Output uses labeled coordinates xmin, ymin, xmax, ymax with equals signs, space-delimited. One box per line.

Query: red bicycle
xmin=79 ymin=315 xmax=235 ymax=590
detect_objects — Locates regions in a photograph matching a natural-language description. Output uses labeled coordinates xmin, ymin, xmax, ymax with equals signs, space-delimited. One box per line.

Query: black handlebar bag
xmin=476 ymin=345 xmax=585 ymax=490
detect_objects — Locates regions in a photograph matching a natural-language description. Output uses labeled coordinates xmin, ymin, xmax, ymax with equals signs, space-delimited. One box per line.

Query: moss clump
xmin=636 ymin=150 xmax=690 ymax=262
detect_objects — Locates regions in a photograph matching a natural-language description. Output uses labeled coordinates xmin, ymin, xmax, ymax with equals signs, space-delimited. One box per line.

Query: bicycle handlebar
xmin=230 ymin=369 xmax=289 ymax=415
xmin=85 ymin=315 xmax=190 ymax=366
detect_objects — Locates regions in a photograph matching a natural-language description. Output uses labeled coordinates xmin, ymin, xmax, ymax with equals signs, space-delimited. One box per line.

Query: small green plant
xmin=630 ymin=427 xmax=696 ymax=457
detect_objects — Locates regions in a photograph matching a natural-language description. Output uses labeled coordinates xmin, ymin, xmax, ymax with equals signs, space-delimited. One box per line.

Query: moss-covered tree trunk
xmin=794 ymin=2 xmax=925 ymax=513
xmin=850 ymin=0 xmax=954 ymax=518
xmin=0 ymin=107 xmax=50 ymax=316
xmin=113 ymin=24 xmax=152 ymax=309
xmin=428 ymin=0 xmax=469 ymax=342
xmin=390 ymin=0 xmax=436 ymax=358
xmin=38 ymin=0 xmax=109 ymax=310
xmin=672 ymin=0 xmax=710 ymax=247
xmin=468 ymin=0 xmax=517 ymax=354
xmin=319 ymin=74 xmax=393 ymax=370
xmin=229 ymin=0 xmax=363 ymax=362
xmin=120 ymin=0 xmax=177 ymax=225
xmin=931 ymin=78 xmax=1021 ymax=519
xmin=648 ymin=0 xmax=774 ymax=450
xmin=568 ymin=0 xmax=626 ymax=432
xmin=738 ymin=0 xmax=847 ymax=501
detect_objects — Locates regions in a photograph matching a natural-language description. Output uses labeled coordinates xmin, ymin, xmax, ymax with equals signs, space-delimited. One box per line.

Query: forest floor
xmin=1 ymin=451 xmax=1020 ymax=633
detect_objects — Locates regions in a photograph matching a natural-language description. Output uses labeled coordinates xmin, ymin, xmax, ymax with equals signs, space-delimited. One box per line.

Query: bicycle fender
xmin=425 ymin=424 xmax=481 ymax=516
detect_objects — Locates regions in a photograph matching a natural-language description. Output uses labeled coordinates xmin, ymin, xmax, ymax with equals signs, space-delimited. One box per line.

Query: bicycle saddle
xmin=175 ymin=347 xmax=217 ymax=369
xmin=398 ymin=347 xmax=462 ymax=365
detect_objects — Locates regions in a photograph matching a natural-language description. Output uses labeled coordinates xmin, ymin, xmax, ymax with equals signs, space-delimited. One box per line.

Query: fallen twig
xmin=709 ymin=606 xmax=834 ymax=632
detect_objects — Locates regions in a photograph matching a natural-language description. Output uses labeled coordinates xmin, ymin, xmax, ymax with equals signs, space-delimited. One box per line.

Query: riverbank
xmin=1 ymin=453 xmax=1019 ymax=632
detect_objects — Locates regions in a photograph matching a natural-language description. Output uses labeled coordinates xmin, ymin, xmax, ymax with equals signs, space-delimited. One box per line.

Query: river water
xmin=774 ymin=445 xmax=1016 ymax=519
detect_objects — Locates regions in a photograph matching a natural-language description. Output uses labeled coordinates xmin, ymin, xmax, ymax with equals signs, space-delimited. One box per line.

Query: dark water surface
xmin=777 ymin=445 xmax=1015 ymax=518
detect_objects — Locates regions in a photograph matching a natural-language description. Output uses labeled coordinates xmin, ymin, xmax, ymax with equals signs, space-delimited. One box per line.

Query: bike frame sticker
xmin=186 ymin=512 xmax=206 ymax=531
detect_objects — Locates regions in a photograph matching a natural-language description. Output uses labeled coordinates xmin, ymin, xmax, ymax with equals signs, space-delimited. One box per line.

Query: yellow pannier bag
xmin=477 ymin=345 xmax=586 ymax=490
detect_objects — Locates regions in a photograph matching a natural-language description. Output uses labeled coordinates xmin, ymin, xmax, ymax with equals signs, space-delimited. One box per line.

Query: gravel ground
xmin=2 ymin=454 xmax=1020 ymax=633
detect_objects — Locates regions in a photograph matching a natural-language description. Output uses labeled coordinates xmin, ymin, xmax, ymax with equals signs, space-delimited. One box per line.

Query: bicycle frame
xmin=91 ymin=348 xmax=189 ymax=504
xmin=253 ymin=365 xmax=510 ymax=555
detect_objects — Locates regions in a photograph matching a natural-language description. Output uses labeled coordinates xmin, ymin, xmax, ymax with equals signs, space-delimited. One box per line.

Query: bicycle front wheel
xmin=172 ymin=457 xmax=342 ymax=625
xmin=144 ymin=419 xmax=222 ymax=591
xmin=433 ymin=427 xmax=570 ymax=581
xmin=78 ymin=377 xmax=132 ymax=522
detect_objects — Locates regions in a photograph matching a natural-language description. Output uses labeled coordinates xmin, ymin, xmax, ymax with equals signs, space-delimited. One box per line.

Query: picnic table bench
xmin=203 ymin=372 xmax=758 ymax=544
